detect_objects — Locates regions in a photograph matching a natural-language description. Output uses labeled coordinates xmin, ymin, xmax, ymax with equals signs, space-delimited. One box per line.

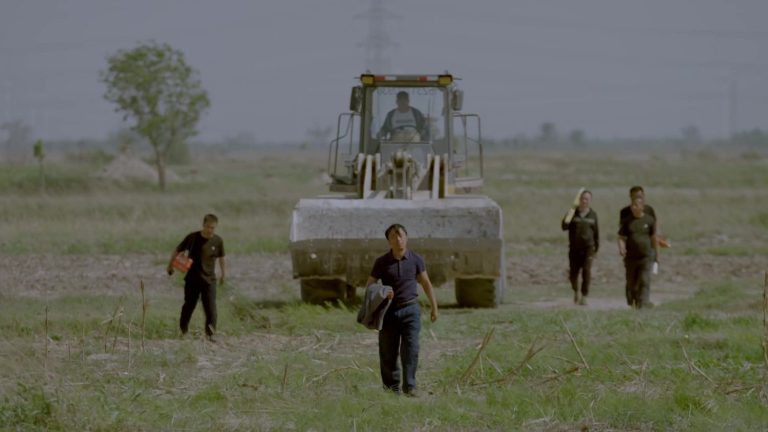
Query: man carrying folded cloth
xmin=366 ymin=223 xmax=438 ymax=397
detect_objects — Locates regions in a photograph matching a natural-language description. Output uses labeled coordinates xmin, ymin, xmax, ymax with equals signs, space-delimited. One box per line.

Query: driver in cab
xmin=378 ymin=91 xmax=427 ymax=142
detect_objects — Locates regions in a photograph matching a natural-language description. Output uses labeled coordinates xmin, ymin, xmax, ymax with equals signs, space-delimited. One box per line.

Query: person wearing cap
xmin=378 ymin=91 xmax=427 ymax=141
xmin=366 ymin=223 xmax=438 ymax=397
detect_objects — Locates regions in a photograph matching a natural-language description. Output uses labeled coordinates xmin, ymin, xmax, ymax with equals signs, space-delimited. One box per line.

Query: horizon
xmin=2 ymin=0 xmax=767 ymax=143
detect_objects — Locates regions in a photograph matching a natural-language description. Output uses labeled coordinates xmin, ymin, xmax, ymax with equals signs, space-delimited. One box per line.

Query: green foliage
xmin=0 ymin=383 xmax=59 ymax=429
xmin=682 ymin=312 xmax=717 ymax=331
xmin=0 ymin=164 xmax=93 ymax=194
xmin=33 ymin=139 xmax=45 ymax=161
xmin=1 ymin=276 xmax=768 ymax=430
xmin=101 ymin=41 xmax=209 ymax=186
xmin=1 ymin=147 xmax=766 ymax=256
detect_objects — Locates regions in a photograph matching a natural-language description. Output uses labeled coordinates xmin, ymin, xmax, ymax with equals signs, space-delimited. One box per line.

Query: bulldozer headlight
xmin=360 ymin=74 xmax=375 ymax=85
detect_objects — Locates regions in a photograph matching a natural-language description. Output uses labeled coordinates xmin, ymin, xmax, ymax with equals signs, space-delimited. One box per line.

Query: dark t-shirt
xmin=562 ymin=208 xmax=599 ymax=252
xmin=618 ymin=214 xmax=656 ymax=259
xmin=370 ymin=249 xmax=425 ymax=305
xmin=176 ymin=231 xmax=225 ymax=284
xmin=619 ymin=204 xmax=656 ymax=226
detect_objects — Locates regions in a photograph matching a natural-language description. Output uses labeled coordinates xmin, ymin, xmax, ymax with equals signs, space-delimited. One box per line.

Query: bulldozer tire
xmin=300 ymin=278 xmax=353 ymax=305
xmin=455 ymin=278 xmax=501 ymax=308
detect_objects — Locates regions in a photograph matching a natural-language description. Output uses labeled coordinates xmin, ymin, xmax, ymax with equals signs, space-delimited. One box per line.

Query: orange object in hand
xmin=172 ymin=251 xmax=193 ymax=273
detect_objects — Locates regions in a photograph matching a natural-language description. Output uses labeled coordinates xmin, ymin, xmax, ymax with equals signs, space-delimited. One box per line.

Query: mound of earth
xmin=97 ymin=154 xmax=179 ymax=183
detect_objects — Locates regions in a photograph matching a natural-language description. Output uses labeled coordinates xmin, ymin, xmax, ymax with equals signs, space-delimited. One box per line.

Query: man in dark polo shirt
xmin=366 ymin=223 xmax=438 ymax=396
xmin=618 ymin=198 xmax=656 ymax=309
xmin=167 ymin=214 xmax=226 ymax=340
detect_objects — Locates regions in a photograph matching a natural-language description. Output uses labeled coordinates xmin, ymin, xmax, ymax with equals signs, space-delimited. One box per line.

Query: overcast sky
xmin=1 ymin=0 xmax=767 ymax=142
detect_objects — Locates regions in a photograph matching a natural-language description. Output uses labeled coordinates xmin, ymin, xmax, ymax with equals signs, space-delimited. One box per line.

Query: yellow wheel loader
xmin=290 ymin=73 xmax=505 ymax=307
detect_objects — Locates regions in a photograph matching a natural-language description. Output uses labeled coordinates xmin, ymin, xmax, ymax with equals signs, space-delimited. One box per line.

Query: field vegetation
xmin=1 ymin=144 xmax=767 ymax=431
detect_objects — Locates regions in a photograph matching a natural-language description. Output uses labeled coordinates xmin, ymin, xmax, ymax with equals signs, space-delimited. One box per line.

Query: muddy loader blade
xmin=290 ymin=196 xmax=505 ymax=307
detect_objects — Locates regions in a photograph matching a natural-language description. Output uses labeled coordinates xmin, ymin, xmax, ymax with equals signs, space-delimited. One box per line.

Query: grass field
xmin=1 ymin=145 xmax=767 ymax=431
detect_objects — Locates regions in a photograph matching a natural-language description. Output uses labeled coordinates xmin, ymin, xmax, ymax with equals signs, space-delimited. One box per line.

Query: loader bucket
xmin=289 ymin=196 xmax=505 ymax=307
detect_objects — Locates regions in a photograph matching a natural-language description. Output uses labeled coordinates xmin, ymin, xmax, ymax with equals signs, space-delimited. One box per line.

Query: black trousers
xmin=180 ymin=278 xmax=217 ymax=336
xmin=568 ymin=248 xmax=594 ymax=296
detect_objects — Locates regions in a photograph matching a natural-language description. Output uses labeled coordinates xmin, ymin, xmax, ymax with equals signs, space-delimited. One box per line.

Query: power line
xmin=355 ymin=0 xmax=399 ymax=73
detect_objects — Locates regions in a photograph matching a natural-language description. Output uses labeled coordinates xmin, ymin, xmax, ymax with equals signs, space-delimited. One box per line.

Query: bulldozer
xmin=289 ymin=73 xmax=505 ymax=307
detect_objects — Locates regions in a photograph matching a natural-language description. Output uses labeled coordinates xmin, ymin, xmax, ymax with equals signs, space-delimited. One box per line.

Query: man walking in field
xmin=619 ymin=186 xmax=661 ymax=267
xmin=618 ymin=198 xmax=656 ymax=308
xmin=167 ymin=214 xmax=226 ymax=340
xmin=366 ymin=223 xmax=438 ymax=396
xmin=561 ymin=190 xmax=599 ymax=305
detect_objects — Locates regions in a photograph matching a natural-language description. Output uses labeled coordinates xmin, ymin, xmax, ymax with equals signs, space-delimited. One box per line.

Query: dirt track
xmin=1 ymin=253 xmax=763 ymax=310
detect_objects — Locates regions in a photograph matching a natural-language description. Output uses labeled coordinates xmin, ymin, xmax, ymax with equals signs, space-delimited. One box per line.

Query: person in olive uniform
xmin=618 ymin=198 xmax=657 ymax=309
xmin=619 ymin=186 xmax=660 ymax=267
xmin=561 ymin=190 xmax=599 ymax=305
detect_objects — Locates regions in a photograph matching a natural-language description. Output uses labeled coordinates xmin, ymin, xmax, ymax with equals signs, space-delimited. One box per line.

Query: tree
xmin=538 ymin=122 xmax=558 ymax=145
xmin=101 ymin=41 xmax=210 ymax=190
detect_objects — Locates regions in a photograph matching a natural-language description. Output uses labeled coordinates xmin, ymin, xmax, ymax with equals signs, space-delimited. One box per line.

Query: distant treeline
xmin=482 ymin=123 xmax=768 ymax=150
xmin=2 ymin=122 xmax=767 ymax=164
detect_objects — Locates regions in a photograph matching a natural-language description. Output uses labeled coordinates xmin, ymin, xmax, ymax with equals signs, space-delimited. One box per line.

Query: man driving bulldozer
xmin=378 ymin=91 xmax=427 ymax=142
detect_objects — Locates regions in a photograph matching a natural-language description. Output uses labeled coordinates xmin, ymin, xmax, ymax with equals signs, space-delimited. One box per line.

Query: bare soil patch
xmin=509 ymin=253 xmax=764 ymax=310
xmin=1 ymin=253 xmax=763 ymax=310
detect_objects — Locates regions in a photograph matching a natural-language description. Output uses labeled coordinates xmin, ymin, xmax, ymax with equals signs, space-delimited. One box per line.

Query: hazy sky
xmin=1 ymin=0 xmax=767 ymax=142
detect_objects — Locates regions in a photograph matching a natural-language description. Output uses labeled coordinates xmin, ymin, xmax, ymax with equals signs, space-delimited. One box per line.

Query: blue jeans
xmin=378 ymin=303 xmax=421 ymax=393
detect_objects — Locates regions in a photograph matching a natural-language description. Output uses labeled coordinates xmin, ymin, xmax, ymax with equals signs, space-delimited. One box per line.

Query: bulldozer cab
xmin=328 ymin=74 xmax=484 ymax=196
